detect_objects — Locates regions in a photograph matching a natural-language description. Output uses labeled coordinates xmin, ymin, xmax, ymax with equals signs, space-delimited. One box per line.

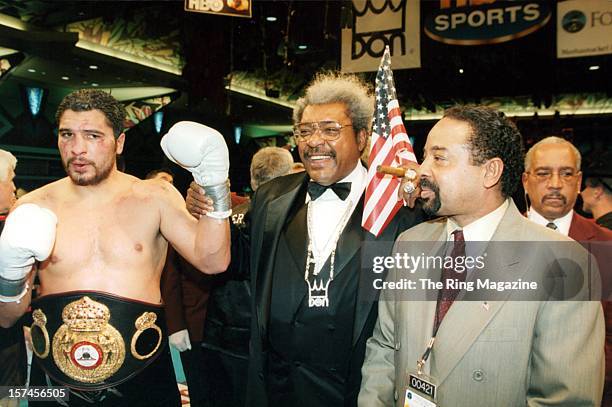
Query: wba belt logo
xmin=52 ymin=297 xmax=126 ymax=383
xmin=424 ymin=0 xmax=552 ymax=45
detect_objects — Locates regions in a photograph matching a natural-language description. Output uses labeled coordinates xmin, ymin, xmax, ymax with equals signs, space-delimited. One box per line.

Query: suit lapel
xmin=334 ymin=198 xmax=364 ymax=278
xmin=352 ymin=198 xmax=382 ymax=346
xmin=256 ymin=175 xmax=309 ymax=339
xmin=432 ymin=202 xmax=529 ymax=385
xmin=569 ymin=212 xmax=595 ymax=241
xmin=284 ymin=201 xmax=309 ymax=277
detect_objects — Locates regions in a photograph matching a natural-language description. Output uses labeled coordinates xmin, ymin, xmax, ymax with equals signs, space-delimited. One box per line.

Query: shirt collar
xmin=527 ymin=207 xmax=574 ymax=236
xmin=446 ymin=199 xmax=510 ymax=242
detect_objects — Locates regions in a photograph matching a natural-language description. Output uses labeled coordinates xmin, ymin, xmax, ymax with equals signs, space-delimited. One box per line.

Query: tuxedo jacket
xmin=359 ymin=201 xmax=605 ymax=406
xmin=246 ymin=171 xmax=424 ymax=407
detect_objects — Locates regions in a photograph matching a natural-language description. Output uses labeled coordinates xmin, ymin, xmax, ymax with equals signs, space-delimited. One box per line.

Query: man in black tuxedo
xmin=243 ymin=72 xmax=423 ymax=407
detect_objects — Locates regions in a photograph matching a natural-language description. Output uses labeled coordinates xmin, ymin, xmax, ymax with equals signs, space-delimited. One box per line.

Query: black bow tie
xmin=307 ymin=181 xmax=351 ymax=201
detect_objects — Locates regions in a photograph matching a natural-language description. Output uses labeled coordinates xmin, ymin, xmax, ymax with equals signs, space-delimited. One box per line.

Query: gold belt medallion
xmin=130 ymin=311 xmax=162 ymax=360
xmin=52 ymin=296 xmax=125 ymax=383
xmin=31 ymin=309 xmax=50 ymax=359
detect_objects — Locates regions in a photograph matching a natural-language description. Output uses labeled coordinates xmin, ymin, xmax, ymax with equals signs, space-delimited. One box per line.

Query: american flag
xmin=362 ymin=46 xmax=417 ymax=237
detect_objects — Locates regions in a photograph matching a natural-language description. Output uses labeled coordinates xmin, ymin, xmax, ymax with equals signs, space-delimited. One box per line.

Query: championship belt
xmin=29 ymin=291 xmax=166 ymax=391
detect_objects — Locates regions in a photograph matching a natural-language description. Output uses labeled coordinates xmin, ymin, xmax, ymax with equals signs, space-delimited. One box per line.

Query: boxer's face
xmin=297 ymin=103 xmax=365 ymax=186
xmin=0 ymin=167 xmax=16 ymax=213
xmin=522 ymin=143 xmax=581 ymax=220
xmin=58 ymin=109 xmax=125 ymax=186
xmin=419 ymin=117 xmax=485 ymax=218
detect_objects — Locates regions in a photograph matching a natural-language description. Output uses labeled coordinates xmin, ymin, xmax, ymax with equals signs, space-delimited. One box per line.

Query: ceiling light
xmin=589 ymin=65 xmax=600 ymax=71
xmin=298 ymin=45 xmax=308 ymax=50
xmin=266 ymin=16 xmax=277 ymax=22
xmin=61 ymin=76 xmax=69 ymax=80
xmin=89 ymin=64 xmax=98 ymax=70
xmin=458 ymin=68 xmax=464 ymax=74
xmin=27 ymin=68 xmax=36 ymax=73
xmin=92 ymin=83 xmax=99 ymax=87
xmin=246 ymin=104 xmax=253 ymax=109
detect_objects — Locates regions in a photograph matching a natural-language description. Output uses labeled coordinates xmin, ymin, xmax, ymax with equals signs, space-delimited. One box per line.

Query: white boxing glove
xmin=0 ymin=204 xmax=57 ymax=300
xmin=161 ymin=121 xmax=231 ymax=219
xmin=160 ymin=121 xmax=229 ymax=187
xmin=169 ymin=329 xmax=192 ymax=352
xmin=1 ymin=203 xmax=58 ymax=277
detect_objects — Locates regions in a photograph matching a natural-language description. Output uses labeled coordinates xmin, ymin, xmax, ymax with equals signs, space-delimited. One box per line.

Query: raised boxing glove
xmin=0 ymin=203 xmax=57 ymax=302
xmin=160 ymin=121 xmax=229 ymax=187
xmin=161 ymin=121 xmax=231 ymax=219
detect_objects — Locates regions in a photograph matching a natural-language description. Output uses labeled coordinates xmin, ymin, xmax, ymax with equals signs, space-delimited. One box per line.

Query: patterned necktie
xmin=307 ymin=181 xmax=351 ymax=201
xmin=435 ymin=229 xmax=466 ymax=331
xmin=546 ymin=222 xmax=558 ymax=230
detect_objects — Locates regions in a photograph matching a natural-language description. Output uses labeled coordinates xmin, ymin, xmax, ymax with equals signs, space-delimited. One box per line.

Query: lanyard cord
xmin=417 ymin=318 xmax=440 ymax=375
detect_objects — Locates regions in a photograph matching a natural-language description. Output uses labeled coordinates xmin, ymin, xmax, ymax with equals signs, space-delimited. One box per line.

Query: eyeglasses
xmin=293 ymin=121 xmax=352 ymax=142
xmin=527 ymin=169 xmax=580 ymax=183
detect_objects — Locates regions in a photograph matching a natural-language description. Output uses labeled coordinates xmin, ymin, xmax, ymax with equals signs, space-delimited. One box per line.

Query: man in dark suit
xmin=239 ymin=72 xmax=423 ymax=407
xmin=522 ymin=136 xmax=612 ymax=405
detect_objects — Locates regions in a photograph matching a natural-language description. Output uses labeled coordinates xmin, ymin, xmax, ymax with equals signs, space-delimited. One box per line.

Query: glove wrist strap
xmin=0 ymin=275 xmax=29 ymax=303
xmin=201 ymin=180 xmax=232 ymax=219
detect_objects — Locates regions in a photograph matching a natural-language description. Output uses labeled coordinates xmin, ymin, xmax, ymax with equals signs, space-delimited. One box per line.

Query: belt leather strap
xmin=29 ymin=290 xmax=167 ymax=391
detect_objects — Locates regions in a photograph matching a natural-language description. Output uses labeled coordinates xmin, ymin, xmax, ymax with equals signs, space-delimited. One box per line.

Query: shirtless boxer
xmin=0 ymin=89 xmax=230 ymax=406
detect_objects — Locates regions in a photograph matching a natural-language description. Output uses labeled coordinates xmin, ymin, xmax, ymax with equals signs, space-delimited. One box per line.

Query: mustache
xmin=419 ymin=177 xmax=439 ymax=193
xmin=542 ymin=192 xmax=566 ymax=203
xmin=303 ymin=147 xmax=336 ymax=159
xmin=67 ymin=158 xmax=95 ymax=166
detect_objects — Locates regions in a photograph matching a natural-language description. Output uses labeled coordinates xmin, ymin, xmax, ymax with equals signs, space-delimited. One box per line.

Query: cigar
xmin=376 ymin=165 xmax=405 ymax=177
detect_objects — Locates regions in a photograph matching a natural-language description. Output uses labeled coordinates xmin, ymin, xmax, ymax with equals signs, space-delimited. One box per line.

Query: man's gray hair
xmin=0 ymin=149 xmax=17 ymax=182
xmin=524 ymin=136 xmax=581 ymax=171
xmin=293 ymin=72 xmax=374 ymax=136
xmin=250 ymin=147 xmax=294 ymax=191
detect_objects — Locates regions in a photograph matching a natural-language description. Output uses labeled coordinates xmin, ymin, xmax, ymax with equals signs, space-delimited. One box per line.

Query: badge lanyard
xmin=417 ymin=314 xmax=441 ymax=375
xmin=404 ymin=306 xmax=442 ymax=407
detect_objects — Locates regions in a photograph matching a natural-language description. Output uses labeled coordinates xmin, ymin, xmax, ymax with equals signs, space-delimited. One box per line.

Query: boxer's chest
xmin=47 ymin=195 xmax=163 ymax=270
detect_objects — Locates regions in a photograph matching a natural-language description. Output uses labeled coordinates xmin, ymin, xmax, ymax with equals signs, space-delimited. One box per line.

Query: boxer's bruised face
xmin=419 ymin=117 xmax=486 ymax=218
xmin=58 ymin=109 xmax=125 ymax=186
xmin=297 ymin=103 xmax=365 ymax=186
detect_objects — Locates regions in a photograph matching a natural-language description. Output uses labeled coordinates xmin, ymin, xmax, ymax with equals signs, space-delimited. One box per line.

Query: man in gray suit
xmin=359 ymin=105 xmax=604 ymax=406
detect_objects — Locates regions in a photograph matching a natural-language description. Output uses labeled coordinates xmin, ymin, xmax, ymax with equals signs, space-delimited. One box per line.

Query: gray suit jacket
xmin=359 ymin=200 xmax=604 ymax=407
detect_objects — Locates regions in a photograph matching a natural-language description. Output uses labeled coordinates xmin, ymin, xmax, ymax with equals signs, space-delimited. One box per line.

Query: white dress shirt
xmin=306 ymin=162 xmax=367 ymax=274
xmin=527 ymin=207 xmax=573 ymax=237
xmin=445 ymin=199 xmax=510 ymax=268
xmin=446 ymin=199 xmax=509 ymax=243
